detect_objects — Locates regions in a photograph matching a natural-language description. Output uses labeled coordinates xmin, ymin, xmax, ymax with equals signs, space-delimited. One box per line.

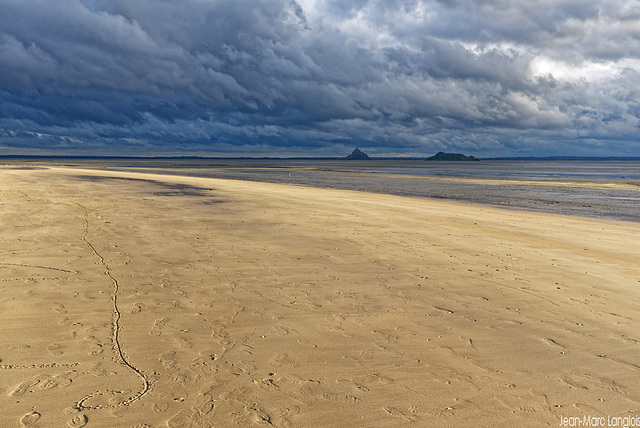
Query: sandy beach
xmin=1 ymin=166 xmax=640 ymax=427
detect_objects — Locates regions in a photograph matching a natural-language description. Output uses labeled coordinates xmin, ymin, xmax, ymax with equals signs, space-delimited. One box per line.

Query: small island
xmin=345 ymin=147 xmax=371 ymax=160
xmin=425 ymin=152 xmax=480 ymax=161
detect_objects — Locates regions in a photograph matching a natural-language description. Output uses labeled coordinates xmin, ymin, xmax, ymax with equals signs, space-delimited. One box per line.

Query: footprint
xmin=249 ymin=406 xmax=273 ymax=425
xmin=132 ymin=302 xmax=145 ymax=313
xmin=53 ymin=303 xmax=67 ymax=314
xmin=383 ymin=406 xmax=416 ymax=423
xmin=89 ymin=362 xmax=108 ymax=377
xmin=85 ymin=337 xmax=104 ymax=356
xmin=153 ymin=403 xmax=169 ymax=413
xmin=20 ymin=411 xmax=41 ymax=427
xmin=166 ymin=410 xmax=192 ymax=428
xmin=47 ymin=343 xmax=64 ymax=356
xmin=175 ymin=338 xmax=193 ymax=349
xmin=67 ymin=414 xmax=87 ymax=427
xmin=11 ymin=376 xmax=44 ymax=396
xmin=40 ymin=371 xmax=78 ymax=390
xmin=195 ymin=359 xmax=220 ymax=378
xmin=39 ymin=376 xmax=60 ymax=390
xmin=193 ymin=393 xmax=214 ymax=417
xmin=159 ymin=352 xmax=177 ymax=370
xmin=150 ymin=318 xmax=168 ymax=337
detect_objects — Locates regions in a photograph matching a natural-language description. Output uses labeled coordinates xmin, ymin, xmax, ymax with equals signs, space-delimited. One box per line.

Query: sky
xmin=1 ymin=0 xmax=640 ymax=157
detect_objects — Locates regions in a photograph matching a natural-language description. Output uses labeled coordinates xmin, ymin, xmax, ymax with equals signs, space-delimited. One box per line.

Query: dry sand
xmin=1 ymin=166 xmax=640 ymax=427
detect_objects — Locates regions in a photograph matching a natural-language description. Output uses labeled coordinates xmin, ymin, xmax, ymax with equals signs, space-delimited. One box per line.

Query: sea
xmin=6 ymin=157 xmax=640 ymax=222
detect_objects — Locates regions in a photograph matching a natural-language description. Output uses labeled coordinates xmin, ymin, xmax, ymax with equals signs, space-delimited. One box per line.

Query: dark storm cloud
xmin=1 ymin=0 xmax=640 ymax=156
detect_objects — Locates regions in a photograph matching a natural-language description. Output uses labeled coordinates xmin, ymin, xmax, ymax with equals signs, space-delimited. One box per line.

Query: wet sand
xmin=97 ymin=160 xmax=640 ymax=222
xmin=5 ymin=158 xmax=640 ymax=221
xmin=1 ymin=166 xmax=640 ymax=427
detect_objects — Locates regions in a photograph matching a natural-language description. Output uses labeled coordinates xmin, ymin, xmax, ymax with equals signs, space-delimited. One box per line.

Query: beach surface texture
xmin=1 ymin=166 xmax=640 ymax=427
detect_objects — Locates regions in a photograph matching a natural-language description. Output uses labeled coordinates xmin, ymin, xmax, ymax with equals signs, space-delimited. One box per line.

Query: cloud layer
xmin=1 ymin=0 xmax=640 ymax=156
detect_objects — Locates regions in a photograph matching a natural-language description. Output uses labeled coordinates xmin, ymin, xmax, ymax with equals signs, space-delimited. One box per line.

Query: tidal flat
xmin=14 ymin=157 xmax=639 ymax=221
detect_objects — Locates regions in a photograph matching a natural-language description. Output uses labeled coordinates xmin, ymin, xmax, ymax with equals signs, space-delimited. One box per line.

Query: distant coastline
xmin=2 ymin=155 xmax=640 ymax=161
xmin=481 ymin=156 xmax=640 ymax=161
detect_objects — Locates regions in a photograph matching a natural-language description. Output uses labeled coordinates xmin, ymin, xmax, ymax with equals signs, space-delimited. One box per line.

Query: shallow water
xmin=95 ymin=159 xmax=640 ymax=222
